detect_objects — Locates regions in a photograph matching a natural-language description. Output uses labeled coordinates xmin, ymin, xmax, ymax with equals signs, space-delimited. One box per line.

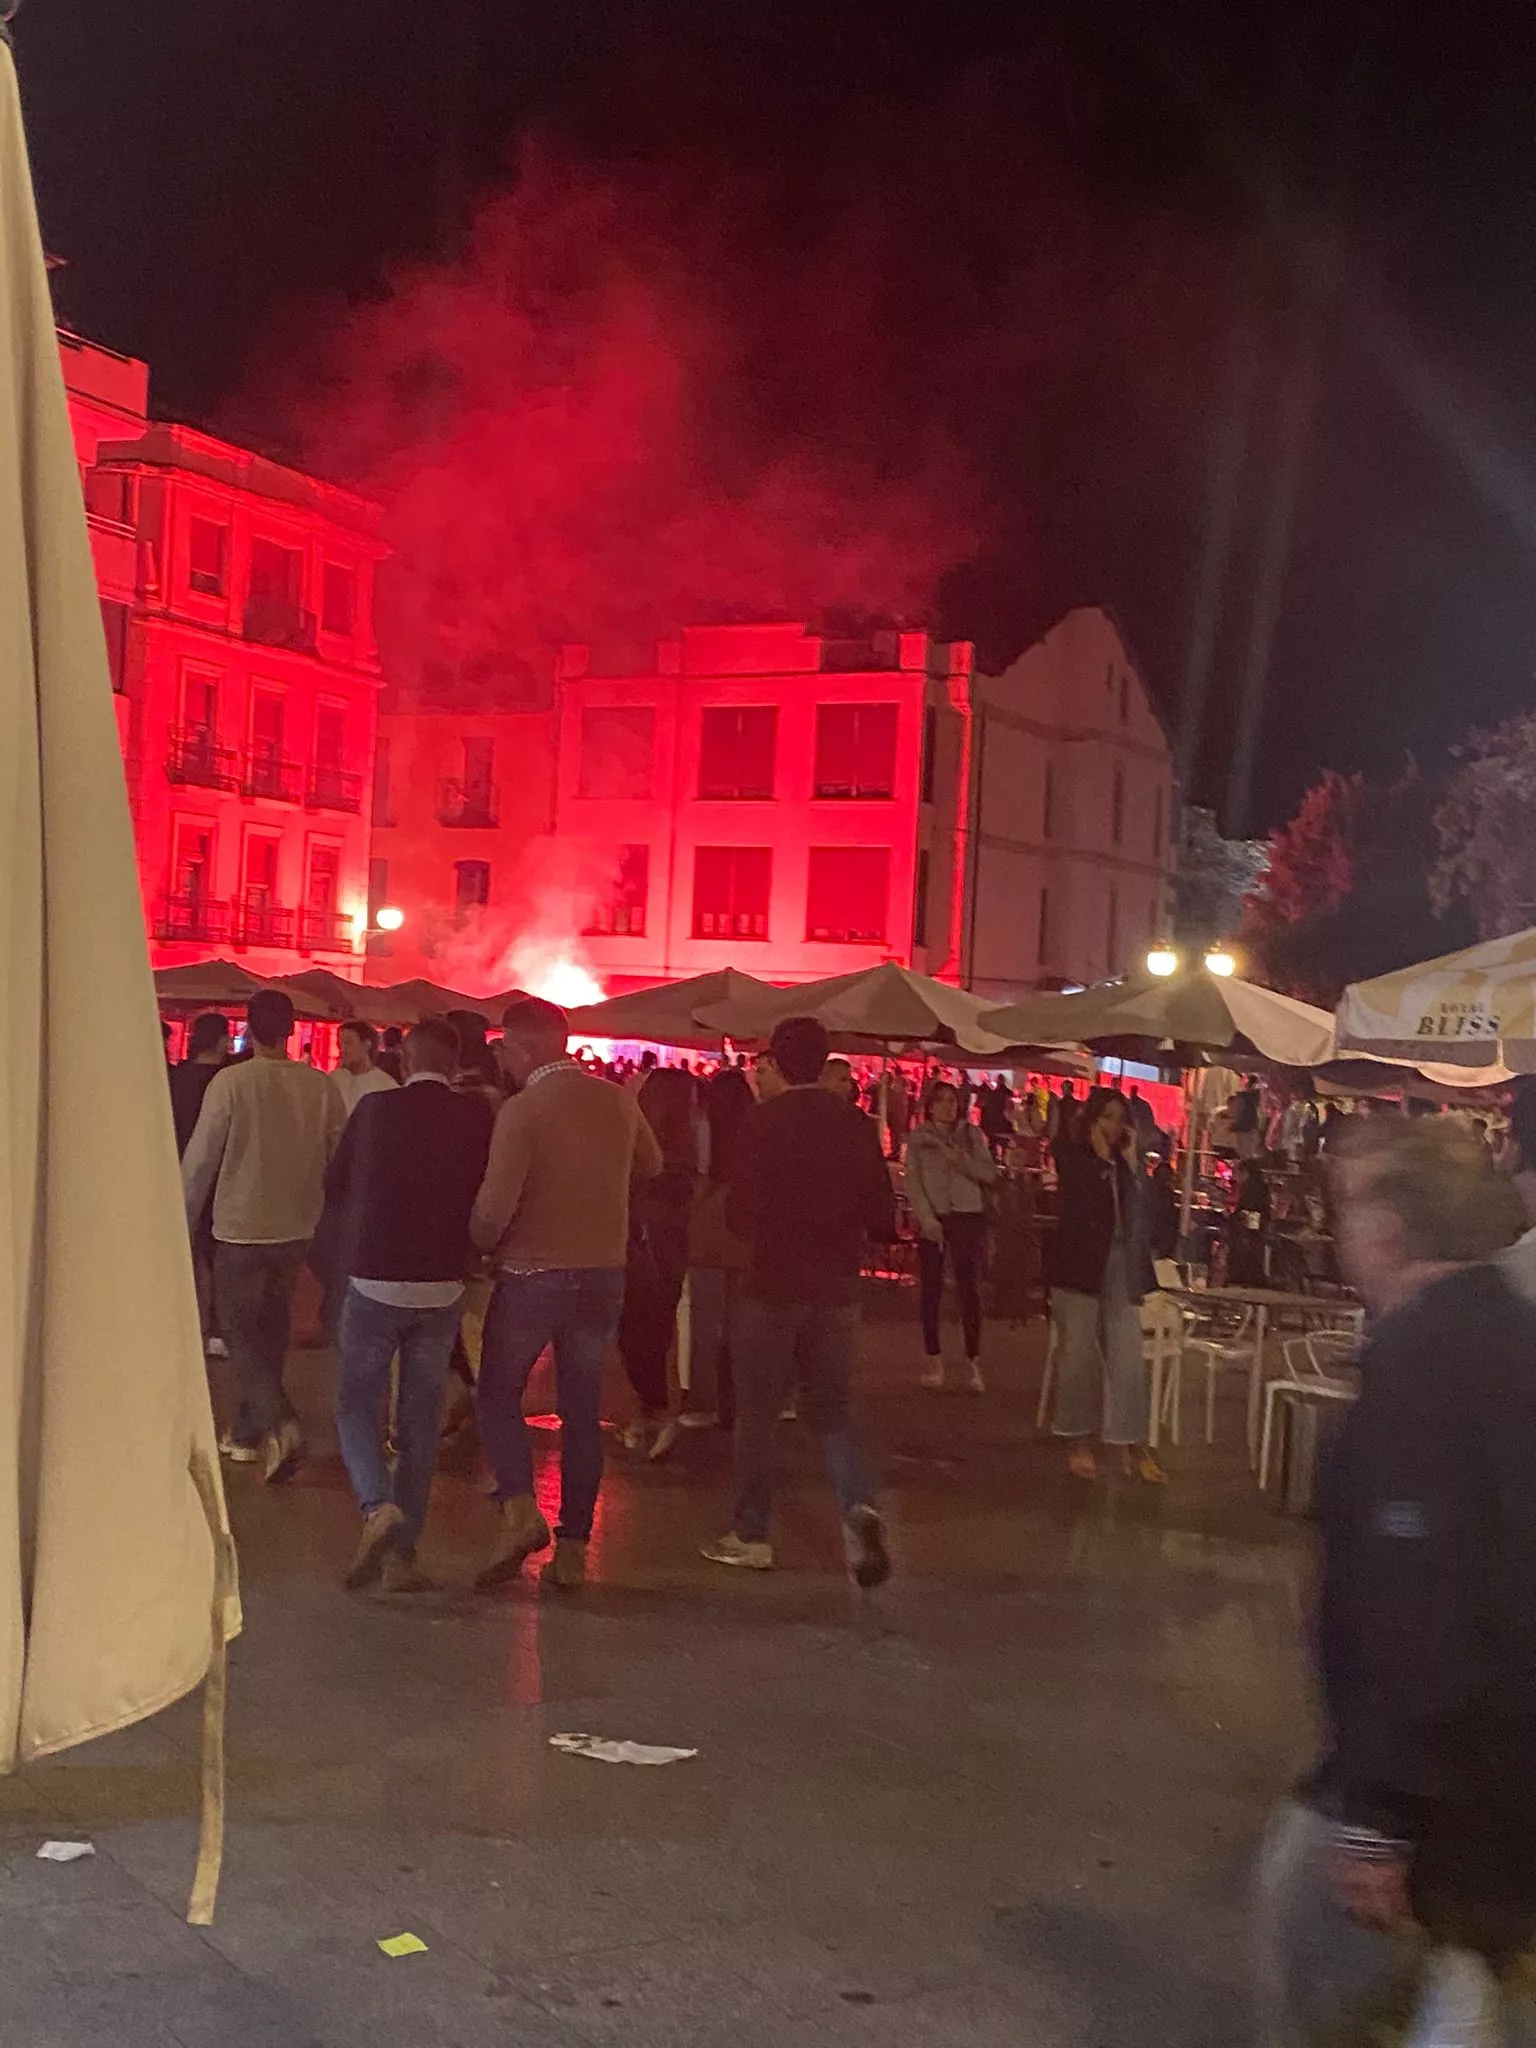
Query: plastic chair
xmin=1141 ymin=1292 xmax=1187 ymax=1448
xmin=1182 ymin=1304 xmax=1260 ymax=1446
xmin=1258 ymin=1328 xmax=1359 ymax=1490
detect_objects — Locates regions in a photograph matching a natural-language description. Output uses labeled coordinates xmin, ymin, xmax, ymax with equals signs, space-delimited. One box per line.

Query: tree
xmin=1173 ymin=806 xmax=1266 ymax=947
xmin=1241 ymin=765 xmax=1468 ymax=1005
xmin=1433 ymin=713 xmax=1536 ymax=941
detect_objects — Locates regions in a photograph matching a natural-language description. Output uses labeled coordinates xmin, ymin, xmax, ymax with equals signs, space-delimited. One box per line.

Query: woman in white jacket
xmin=905 ymin=1081 xmax=997 ymax=1390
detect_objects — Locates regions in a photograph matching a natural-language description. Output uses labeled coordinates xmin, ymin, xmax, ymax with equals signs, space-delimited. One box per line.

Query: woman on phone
xmin=905 ymin=1079 xmax=996 ymax=1391
xmin=1048 ymin=1086 xmax=1163 ymax=1482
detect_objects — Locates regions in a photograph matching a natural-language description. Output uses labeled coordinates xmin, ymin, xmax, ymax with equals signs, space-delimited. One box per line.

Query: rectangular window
xmin=367 ymin=856 xmax=389 ymax=923
xmin=579 ymin=706 xmax=655 ymax=800
xmin=692 ymin=846 xmax=771 ymax=940
xmin=189 ymin=518 xmax=228 ymax=595
xmin=1111 ymin=765 xmax=1125 ymax=846
xmin=806 ymin=846 xmax=890 ymax=944
xmin=372 ymin=735 xmax=393 ymax=826
xmin=698 ymin=706 xmax=777 ymax=800
xmin=913 ymin=846 xmax=930 ymax=948
xmin=920 ymin=705 xmax=937 ymax=805
xmin=814 ymin=703 xmax=898 ymax=799
xmin=99 ymin=598 xmax=129 ymax=693
xmin=249 ymin=537 xmax=302 ymax=603
xmin=1042 ymin=760 xmax=1057 ymax=840
xmin=314 ymin=702 xmax=346 ymax=770
xmin=250 ymin=687 xmax=284 ymax=754
xmin=454 ymin=858 xmax=491 ymax=917
xmin=321 ymin=562 xmax=354 ymax=635
xmin=1037 ymin=886 xmax=1051 ymax=964
xmin=181 ymin=665 xmax=219 ymax=732
xmin=462 ymin=736 xmax=494 ymax=793
xmin=1152 ymin=784 xmax=1164 ymax=863
xmin=172 ymin=819 xmax=216 ymax=901
xmin=84 ymin=467 xmax=135 ymax=527
xmin=242 ymin=833 xmax=280 ymax=902
xmin=305 ymin=843 xmax=340 ymax=919
xmin=1106 ymin=886 xmax=1119 ymax=974
xmin=585 ymin=845 xmax=649 ymax=937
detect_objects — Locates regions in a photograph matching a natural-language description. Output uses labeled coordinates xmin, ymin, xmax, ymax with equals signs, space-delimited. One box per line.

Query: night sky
xmin=17 ymin=2 xmax=1536 ymax=830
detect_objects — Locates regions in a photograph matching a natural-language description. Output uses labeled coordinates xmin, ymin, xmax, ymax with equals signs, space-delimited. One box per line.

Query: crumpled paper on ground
xmin=549 ymin=1732 xmax=698 ymax=1765
xmin=37 ymin=1840 xmax=95 ymax=1862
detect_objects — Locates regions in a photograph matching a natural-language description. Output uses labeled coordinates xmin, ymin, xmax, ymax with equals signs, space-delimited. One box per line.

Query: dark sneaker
xmin=262 ymin=1418 xmax=305 ymax=1485
xmin=379 ymin=1550 xmax=442 ymax=1596
xmin=542 ymin=1538 xmax=588 ymax=1590
xmin=345 ymin=1503 xmax=405 ymax=1590
xmin=844 ymin=1507 xmax=891 ymax=1590
xmin=474 ymin=1495 xmax=552 ymax=1592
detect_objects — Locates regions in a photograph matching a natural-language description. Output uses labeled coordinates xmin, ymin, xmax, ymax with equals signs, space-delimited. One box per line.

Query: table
xmin=1164 ymin=1285 xmax=1363 ymax=1460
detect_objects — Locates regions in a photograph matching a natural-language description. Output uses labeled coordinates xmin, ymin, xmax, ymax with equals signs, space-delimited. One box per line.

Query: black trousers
xmin=619 ymin=1213 xmax=691 ymax=1415
xmin=917 ymin=1211 xmax=987 ymax=1359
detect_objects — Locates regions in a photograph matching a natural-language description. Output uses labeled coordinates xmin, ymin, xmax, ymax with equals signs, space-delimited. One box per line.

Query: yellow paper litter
xmin=377 ymin=1933 xmax=428 ymax=1958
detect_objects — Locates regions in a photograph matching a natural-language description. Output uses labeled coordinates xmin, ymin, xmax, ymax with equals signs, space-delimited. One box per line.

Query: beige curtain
xmin=0 ymin=35 xmax=238 ymax=1785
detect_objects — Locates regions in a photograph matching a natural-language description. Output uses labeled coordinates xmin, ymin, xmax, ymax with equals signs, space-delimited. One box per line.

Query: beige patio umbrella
xmin=696 ymin=961 xmax=1021 ymax=1056
xmin=0 ymin=35 xmax=237 ymax=1917
xmin=1336 ymin=927 xmax=1536 ymax=1070
xmin=156 ymin=960 xmax=348 ymax=1019
xmin=978 ymin=970 xmax=1338 ymax=1068
xmin=566 ymin=967 xmax=783 ymax=1049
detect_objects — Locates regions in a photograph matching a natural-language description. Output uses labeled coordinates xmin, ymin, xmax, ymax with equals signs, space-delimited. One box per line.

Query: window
xmin=579 ymin=706 xmax=655 ymax=799
xmin=806 ymin=846 xmax=890 ymax=944
xmin=1152 ymin=784 xmax=1164 ymax=864
xmin=305 ymin=843 xmax=340 ymax=920
xmin=814 ymin=703 xmax=898 ymax=799
xmin=172 ymin=819 xmax=215 ymax=902
xmin=321 ymin=562 xmax=354 ymax=635
xmin=242 ymin=833 xmax=280 ymax=903
xmin=181 ymin=666 xmax=219 ymax=732
xmin=249 ymin=537 xmax=302 ymax=604
xmin=1037 ymin=887 xmax=1051 ymax=964
xmin=367 ymin=856 xmax=389 ymax=923
xmin=920 ymin=705 xmax=937 ymax=805
xmin=189 ymin=518 xmax=228 ymax=595
xmin=250 ymin=687 xmax=284 ymax=756
xmin=913 ymin=847 xmax=931 ymax=948
xmin=454 ymin=859 xmax=491 ymax=917
xmin=692 ymin=846 xmax=771 ymax=940
xmin=314 ymin=702 xmax=346 ymax=770
xmin=1106 ymin=887 xmax=1120 ymax=975
xmin=99 ymin=599 xmax=129 ymax=693
xmin=1111 ymin=766 xmax=1125 ymax=846
xmin=462 ymin=736 xmax=494 ymax=796
xmin=698 ymin=706 xmax=777 ymax=800
xmin=1042 ymin=761 xmax=1057 ymax=839
xmin=585 ymin=845 xmax=649 ymax=937
xmin=84 ymin=467 xmax=135 ymax=527
xmin=372 ymin=736 xmax=393 ymax=827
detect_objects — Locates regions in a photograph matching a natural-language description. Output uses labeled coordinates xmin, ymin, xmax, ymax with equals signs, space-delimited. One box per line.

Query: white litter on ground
xmin=549 ymin=1733 xmax=698 ymax=1765
xmin=37 ymin=1840 xmax=95 ymax=1862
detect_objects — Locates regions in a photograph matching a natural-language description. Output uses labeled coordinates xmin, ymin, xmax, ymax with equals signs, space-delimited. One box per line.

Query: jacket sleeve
xmin=470 ymin=1097 xmax=534 ymax=1253
xmin=858 ymin=1117 xmax=898 ymax=1244
xmin=903 ymin=1134 xmax=941 ymax=1235
xmin=1329 ymin=1346 xmax=1479 ymax=1841
xmin=181 ymin=1070 xmax=232 ymax=1232
xmin=959 ymin=1127 xmax=998 ymax=1184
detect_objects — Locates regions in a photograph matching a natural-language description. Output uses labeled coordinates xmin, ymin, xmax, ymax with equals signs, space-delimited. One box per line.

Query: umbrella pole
xmin=1178 ymin=1069 xmax=1203 ymax=1246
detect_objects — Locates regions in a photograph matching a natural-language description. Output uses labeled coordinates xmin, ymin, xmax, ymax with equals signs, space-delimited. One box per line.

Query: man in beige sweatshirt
xmin=470 ymin=996 xmax=660 ymax=1590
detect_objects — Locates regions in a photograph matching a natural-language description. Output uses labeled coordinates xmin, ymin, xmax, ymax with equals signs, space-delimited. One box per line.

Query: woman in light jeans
xmin=1047 ymin=1087 xmax=1164 ymax=1483
xmin=904 ymin=1080 xmax=996 ymax=1391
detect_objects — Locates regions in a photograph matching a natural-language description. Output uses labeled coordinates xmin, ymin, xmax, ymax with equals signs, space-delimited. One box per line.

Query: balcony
xmin=153 ymin=893 xmax=229 ymax=945
xmin=436 ymin=777 xmax=500 ymax=829
xmin=231 ymin=894 xmax=296 ymax=949
xmin=239 ymin=746 xmax=303 ymax=804
xmin=305 ymin=764 xmax=363 ymax=814
xmin=243 ymin=595 xmax=318 ymax=654
xmin=300 ymin=908 xmax=358 ymax=954
xmin=166 ymin=725 xmax=239 ymax=791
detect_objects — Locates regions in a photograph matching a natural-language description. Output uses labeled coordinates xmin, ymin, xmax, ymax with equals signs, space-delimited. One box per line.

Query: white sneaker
xmin=678 ymin=1411 xmax=719 ymax=1432
xmin=617 ymin=1418 xmax=651 ymax=1453
xmin=920 ymin=1359 xmax=945 ymax=1390
xmin=963 ymin=1359 xmax=985 ymax=1394
xmin=217 ymin=1431 xmax=260 ymax=1465
xmin=262 ymin=1418 xmax=304 ymax=1485
xmin=1406 ymin=1947 xmax=1504 ymax=2047
xmin=702 ymin=1533 xmax=774 ymax=1571
xmin=647 ymin=1418 xmax=682 ymax=1462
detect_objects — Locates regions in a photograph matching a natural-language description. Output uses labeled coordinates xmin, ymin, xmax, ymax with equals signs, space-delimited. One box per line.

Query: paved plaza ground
xmin=0 ymin=1289 xmax=1314 ymax=2045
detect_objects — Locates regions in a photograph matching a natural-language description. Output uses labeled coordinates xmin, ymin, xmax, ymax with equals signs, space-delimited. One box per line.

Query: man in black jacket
xmin=1256 ymin=1118 xmax=1536 ymax=2044
xmin=703 ymin=1015 xmax=896 ymax=1587
xmin=324 ymin=1018 xmax=493 ymax=1591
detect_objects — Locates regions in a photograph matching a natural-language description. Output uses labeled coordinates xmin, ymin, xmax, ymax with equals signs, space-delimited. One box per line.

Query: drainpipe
xmin=939 ymin=648 xmax=975 ymax=984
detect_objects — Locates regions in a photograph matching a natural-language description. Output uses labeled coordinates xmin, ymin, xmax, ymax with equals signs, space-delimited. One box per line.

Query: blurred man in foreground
xmin=1255 ymin=1118 xmax=1536 ymax=2046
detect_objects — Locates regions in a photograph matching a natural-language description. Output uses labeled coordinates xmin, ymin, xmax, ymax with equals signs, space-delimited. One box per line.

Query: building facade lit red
xmin=63 ymin=331 xmax=387 ymax=981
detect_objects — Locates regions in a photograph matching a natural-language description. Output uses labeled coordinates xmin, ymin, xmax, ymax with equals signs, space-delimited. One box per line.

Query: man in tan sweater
xmin=470 ymin=996 xmax=661 ymax=1590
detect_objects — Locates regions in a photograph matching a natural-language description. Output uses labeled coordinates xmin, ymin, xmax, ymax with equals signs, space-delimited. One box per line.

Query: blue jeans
xmin=335 ymin=1287 xmax=462 ymax=1549
xmin=477 ymin=1268 xmax=626 ymax=1542
xmin=730 ymin=1294 xmax=876 ymax=1543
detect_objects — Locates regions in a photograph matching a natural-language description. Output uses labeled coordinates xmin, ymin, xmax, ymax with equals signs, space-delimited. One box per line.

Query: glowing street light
xmin=1145 ymin=945 xmax=1180 ymax=978
xmin=374 ymin=904 xmax=405 ymax=933
xmin=1203 ymin=947 xmax=1237 ymax=978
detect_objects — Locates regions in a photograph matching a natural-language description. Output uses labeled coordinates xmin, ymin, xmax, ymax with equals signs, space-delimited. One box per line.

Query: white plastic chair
xmin=1182 ymin=1304 xmax=1260 ymax=1446
xmin=1141 ymin=1292 xmax=1186 ymax=1448
xmin=1258 ymin=1328 xmax=1359 ymax=1490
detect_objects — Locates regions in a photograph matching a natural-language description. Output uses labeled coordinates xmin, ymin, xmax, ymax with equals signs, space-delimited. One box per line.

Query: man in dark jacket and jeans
xmin=324 ymin=1018 xmax=493 ymax=1592
xmin=1255 ymin=1118 xmax=1536 ymax=2045
xmin=703 ymin=1015 xmax=896 ymax=1587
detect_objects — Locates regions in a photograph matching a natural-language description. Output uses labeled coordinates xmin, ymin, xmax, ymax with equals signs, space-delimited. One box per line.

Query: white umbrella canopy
xmin=978 ymin=971 xmax=1338 ymax=1069
xmin=696 ymin=961 xmax=1020 ymax=1056
xmin=1337 ymin=927 xmax=1536 ymax=1070
xmin=0 ymin=35 xmax=236 ymax=1912
xmin=156 ymin=961 xmax=348 ymax=1020
xmin=566 ymin=968 xmax=782 ymax=1049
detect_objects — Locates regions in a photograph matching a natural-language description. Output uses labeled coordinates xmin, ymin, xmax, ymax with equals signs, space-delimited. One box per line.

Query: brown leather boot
xmin=474 ymin=1494 xmax=552 ymax=1591
xmin=542 ymin=1538 xmax=588 ymax=1591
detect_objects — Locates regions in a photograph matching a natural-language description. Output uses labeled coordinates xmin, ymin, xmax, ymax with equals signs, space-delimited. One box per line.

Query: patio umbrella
xmin=157 ymin=961 xmax=348 ymax=1021
xmin=696 ymin=961 xmax=1026 ymax=1057
xmin=1337 ymin=927 xmax=1536 ymax=1070
xmin=366 ymin=978 xmax=525 ymax=1025
xmin=978 ymin=971 xmax=1337 ymax=1069
xmin=566 ymin=968 xmax=783 ymax=1050
xmin=0 ymin=32 xmax=236 ymax=1919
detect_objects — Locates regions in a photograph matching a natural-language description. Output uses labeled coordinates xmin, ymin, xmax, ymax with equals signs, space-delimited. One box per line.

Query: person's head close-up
xmin=404 ymin=1016 xmax=458 ymax=1079
xmin=639 ymin=1064 xmax=698 ymax=1164
xmin=497 ymin=995 xmax=569 ymax=1087
xmin=1335 ymin=1117 xmax=1524 ymax=1310
xmin=820 ymin=1057 xmax=857 ymax=1104
xmin=768 ymin=1015 xmax=830 ymax=1089
xmin=188 ymin=1011 xmax=230 ymax=1064
xmin=338 ymin=1019 xmax=379 ymax=1073
xmin=246 ymin=988 xmax=296 ymax=1053
xmin=1082 ymin=1086 xmax=1129 ymax=1156
xmin=926 ymin=1080 xmax=961 ymax=1127
xmin=753 ymin=1051 xmax=786 ymax=1102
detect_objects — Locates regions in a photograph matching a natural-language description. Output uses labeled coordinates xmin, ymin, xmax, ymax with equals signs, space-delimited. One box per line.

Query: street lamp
xmin=374 ymin=904 xmax=405 ymax=932
xmin=1203 ymin=947 xmax=1237 ymax=978
xmin=1146 ymin=945 xmax=1180 ymax=978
